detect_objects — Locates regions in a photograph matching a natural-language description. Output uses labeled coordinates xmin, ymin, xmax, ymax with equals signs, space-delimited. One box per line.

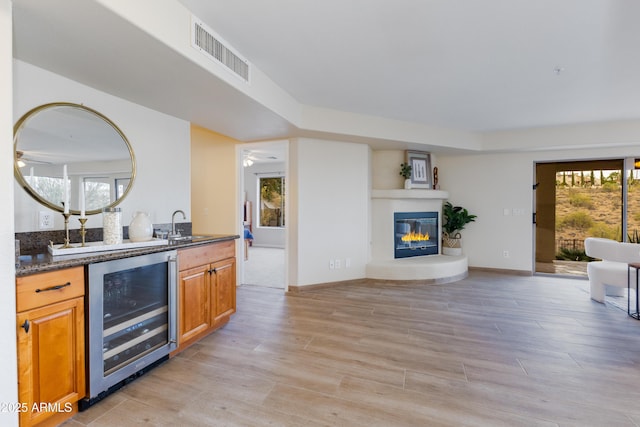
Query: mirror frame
xmin=13 ymin=102 xmax=136 ymax=215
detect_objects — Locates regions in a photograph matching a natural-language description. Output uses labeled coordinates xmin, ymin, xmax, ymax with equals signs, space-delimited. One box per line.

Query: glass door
xmin=102 ymin=262 xmax=169 ymax=374
xmin=535 ymin=159 xmax=624 ymax=276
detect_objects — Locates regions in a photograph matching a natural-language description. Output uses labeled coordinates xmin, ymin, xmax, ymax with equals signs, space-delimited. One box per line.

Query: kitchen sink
xmin=168 ymin=235 xmax=213 ymax=244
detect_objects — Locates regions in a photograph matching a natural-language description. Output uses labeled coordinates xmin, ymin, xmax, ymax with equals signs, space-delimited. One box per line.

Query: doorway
xmin=238 ymin=142 xmax=288 ymax=289
xmin=535 ymin=159 xmax=624 ymax=276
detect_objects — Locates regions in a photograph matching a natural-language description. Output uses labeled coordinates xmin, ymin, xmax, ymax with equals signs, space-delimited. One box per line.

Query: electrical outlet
xmin=329 ymin=260 xmax=335 ymax=269
xmin=503 ymin=250 xmax=509 ymax=258
xmin=39 ymin=211 xmax=54 ymax=230
xmin=345 ymin=258 xmax=351 ymax=268
xmin=335 ymin=259 xmax=341 ymax=269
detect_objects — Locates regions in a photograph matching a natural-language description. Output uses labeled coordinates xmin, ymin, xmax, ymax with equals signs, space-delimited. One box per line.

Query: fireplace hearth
xmin=394 ymin=211 xmax=438 ymax=258
xmin=368 ymin=189 xmax=467 ymax=282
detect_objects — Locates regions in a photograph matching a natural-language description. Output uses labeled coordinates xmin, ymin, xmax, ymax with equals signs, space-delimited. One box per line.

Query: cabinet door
xmin=211 ymin=258 xmax=236 ymax=324
xmin=178 ymin=265 xmax=211 ymax=345
xmin=17 ymin=297 xmax=85 ymax=427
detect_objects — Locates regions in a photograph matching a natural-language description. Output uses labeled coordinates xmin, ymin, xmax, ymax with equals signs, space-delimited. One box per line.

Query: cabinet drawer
xmin=179 ymin=240 xmax=235 ymax=271
xmin=17 ymin=266 xmax=85 ymax=312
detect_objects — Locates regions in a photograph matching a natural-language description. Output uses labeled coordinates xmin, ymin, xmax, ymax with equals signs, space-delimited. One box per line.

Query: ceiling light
xmin=243 ymin=158 xmax=254 ymax=167
xmin=16 ymin=150 xmax=26 ymax=167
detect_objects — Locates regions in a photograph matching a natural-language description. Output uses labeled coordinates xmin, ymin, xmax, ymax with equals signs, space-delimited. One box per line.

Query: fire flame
xmin=401 ymin=231 xmax=430 ymax=242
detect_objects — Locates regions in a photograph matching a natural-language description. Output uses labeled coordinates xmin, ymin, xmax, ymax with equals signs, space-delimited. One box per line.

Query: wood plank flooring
xmin=64 ymin=271 xmax=640 ymax=426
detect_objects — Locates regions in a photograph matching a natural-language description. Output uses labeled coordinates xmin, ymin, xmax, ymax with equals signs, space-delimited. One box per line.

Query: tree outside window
xmin=259 ymin=176 xmax=285 ymax=227
xmin=83 ymin=177 xmax=111 ymax=211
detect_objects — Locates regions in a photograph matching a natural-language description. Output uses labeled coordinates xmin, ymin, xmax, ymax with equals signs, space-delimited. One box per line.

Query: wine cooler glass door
xmin=102 ymin=260 xmax=170 ymax=375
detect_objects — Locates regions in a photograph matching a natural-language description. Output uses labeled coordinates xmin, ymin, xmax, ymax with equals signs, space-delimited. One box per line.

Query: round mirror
xmin=14 ymin=103 xmax=136 ymax=215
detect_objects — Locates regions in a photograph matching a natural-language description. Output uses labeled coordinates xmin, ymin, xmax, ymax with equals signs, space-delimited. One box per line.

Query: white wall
xmin=243 ymin=161 xmax=286 ymax=248
xmin=372 ymin=150 xmax=406 ymax=190
xmin=437 ymin=145 xmax=640 ymax=272
xmin=13 ymin=60 xmax=191 ymax=232
xmin=289 ymin=138 xmax=370 ymax=286
xmin=1 ymin=1 xmax=18 ymax=425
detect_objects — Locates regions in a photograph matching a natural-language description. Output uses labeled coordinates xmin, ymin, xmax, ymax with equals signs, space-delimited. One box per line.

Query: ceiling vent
xmin=191 ymin=16 xmax=250 ymax=83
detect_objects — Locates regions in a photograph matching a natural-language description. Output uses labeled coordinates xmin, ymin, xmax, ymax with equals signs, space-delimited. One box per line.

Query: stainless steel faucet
xmin=171 ymin=210 xmax=186 ymax=236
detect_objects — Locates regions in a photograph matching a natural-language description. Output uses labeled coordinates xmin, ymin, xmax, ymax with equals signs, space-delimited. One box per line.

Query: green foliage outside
xmin=629 ymin=229 xmax=640 ymax=243
xmin=553 ymin=168 xmax=640 ymax=260
xmin=556 ymin=248 xmax=594 ymax=262
xmin=568 ymin=191 xmax=593 ymax=209
xmin=260 ymin=177 xmax=285 ymax=227
xmin=556 ymin=211 xmax=593 ymax=230
xmin=601 ymin=182 xmax=619 ymax=193
xmin=587 ymin=222 xmax=620 ymax=240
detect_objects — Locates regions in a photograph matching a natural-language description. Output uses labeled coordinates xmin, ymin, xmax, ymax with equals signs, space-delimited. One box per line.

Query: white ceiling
xmin=178 ymin=0 xmax=640 ymax=132
xmin=12 ymin=0 xmax=640 ymax=150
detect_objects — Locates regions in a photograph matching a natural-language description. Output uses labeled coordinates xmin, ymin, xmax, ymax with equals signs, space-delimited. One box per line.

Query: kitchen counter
xmin=16 ymin=234 xmax=240 ymax=277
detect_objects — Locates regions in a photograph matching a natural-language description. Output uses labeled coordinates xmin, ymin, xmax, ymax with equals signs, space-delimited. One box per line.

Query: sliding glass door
xmin=535 ymin=159 xmax=624 ymax=276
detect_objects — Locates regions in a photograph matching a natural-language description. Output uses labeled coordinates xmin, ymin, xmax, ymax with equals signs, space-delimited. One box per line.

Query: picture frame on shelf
xmin=406 ymin=150 xmax=432 ymax=189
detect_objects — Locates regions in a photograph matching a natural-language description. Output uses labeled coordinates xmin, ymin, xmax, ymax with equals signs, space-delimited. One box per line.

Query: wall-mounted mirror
xmin=14 ymin=103 xmax=136 ymax=215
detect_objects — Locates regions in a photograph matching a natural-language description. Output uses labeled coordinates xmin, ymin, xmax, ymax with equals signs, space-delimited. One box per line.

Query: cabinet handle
xmin=21 ymin=320 xmax=29 ymax=333
xmin=209 ymin=268 xmax=217 ymax=275
xmin=35 ymin=282 xmax=71 ymax=293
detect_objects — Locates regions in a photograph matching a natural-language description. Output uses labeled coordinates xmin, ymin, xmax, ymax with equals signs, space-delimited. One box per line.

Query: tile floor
xmin=63 ymin=271 xmax=640 ymax=426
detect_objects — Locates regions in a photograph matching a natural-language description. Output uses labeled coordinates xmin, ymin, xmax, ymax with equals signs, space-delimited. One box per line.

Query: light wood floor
xmin=65 ymin=271 xmax=640 ymax=426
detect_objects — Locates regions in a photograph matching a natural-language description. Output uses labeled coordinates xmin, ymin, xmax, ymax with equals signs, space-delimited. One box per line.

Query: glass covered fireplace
xmin=394 ymin=211 xmax=438 ymax=258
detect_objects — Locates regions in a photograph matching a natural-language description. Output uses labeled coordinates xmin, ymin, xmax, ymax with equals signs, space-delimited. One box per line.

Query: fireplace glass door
xmin=394 ymin=212 xmax=438 ymax=258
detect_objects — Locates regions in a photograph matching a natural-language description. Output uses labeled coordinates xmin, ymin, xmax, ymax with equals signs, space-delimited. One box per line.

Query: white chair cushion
xmin=584 ymin=237 xmax=640 ymax=302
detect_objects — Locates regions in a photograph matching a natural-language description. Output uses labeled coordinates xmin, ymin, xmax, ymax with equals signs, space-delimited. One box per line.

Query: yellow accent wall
xmin=190 ymin=124 xmax=240 ymax=235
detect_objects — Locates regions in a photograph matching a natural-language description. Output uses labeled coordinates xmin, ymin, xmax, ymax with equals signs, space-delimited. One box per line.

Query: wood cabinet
xmin=176 ymin=240 xmax=236 ymax=352
xmin=16 ymin=266 xmax=85 ymax=427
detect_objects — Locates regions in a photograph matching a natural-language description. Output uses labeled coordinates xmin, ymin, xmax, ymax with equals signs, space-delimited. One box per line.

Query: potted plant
xmin=442 ymin=201 xmax=476 ymax=255
xmin=400 ymin=162 xmax=412 ymax=189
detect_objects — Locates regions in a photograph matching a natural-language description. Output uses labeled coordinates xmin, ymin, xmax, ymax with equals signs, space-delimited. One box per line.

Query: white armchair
xmin=584 ymin=237 xmax=640 ymax=303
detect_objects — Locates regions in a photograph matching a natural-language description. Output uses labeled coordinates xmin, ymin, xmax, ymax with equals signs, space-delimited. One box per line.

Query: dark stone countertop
xmin=16 ymin=234 xmax=240 ymax=277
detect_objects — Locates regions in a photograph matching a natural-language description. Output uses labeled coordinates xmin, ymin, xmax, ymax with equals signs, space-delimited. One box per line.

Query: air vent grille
xmin=192 ymin=17 xmax=250 ymax=82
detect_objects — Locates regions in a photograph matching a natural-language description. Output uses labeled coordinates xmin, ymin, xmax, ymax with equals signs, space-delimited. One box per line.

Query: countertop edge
xmin=16 ymin=234 xmax=240 ymax=277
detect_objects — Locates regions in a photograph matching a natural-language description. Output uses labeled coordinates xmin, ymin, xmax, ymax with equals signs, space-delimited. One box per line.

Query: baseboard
xmin=286 ymin=268 xmax=534 ymax=294
xmin=368 ymin=271 xmax=468 ymax=285
xmin=286 ymin=278 xmax=368 ymax=294
xmin=469 ymin=266 xmax=532 ymax=276
xmin=286 ymin=272 xmax=471 ymax=293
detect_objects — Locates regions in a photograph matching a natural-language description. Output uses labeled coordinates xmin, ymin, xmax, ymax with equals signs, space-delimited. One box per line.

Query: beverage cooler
xmin=81 ymin=250 xmax=177 ymax=409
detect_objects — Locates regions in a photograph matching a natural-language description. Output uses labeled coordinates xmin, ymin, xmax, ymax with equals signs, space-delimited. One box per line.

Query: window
xmin=83 ymin=177 xmax=111 ymax=211
xmin=259 ymin=176 xmax=285 ymax=227
xmin=28 ymin=175 xmax=65 ymax=207
xmin=115 ymin=178 xmax=130 ymax=199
